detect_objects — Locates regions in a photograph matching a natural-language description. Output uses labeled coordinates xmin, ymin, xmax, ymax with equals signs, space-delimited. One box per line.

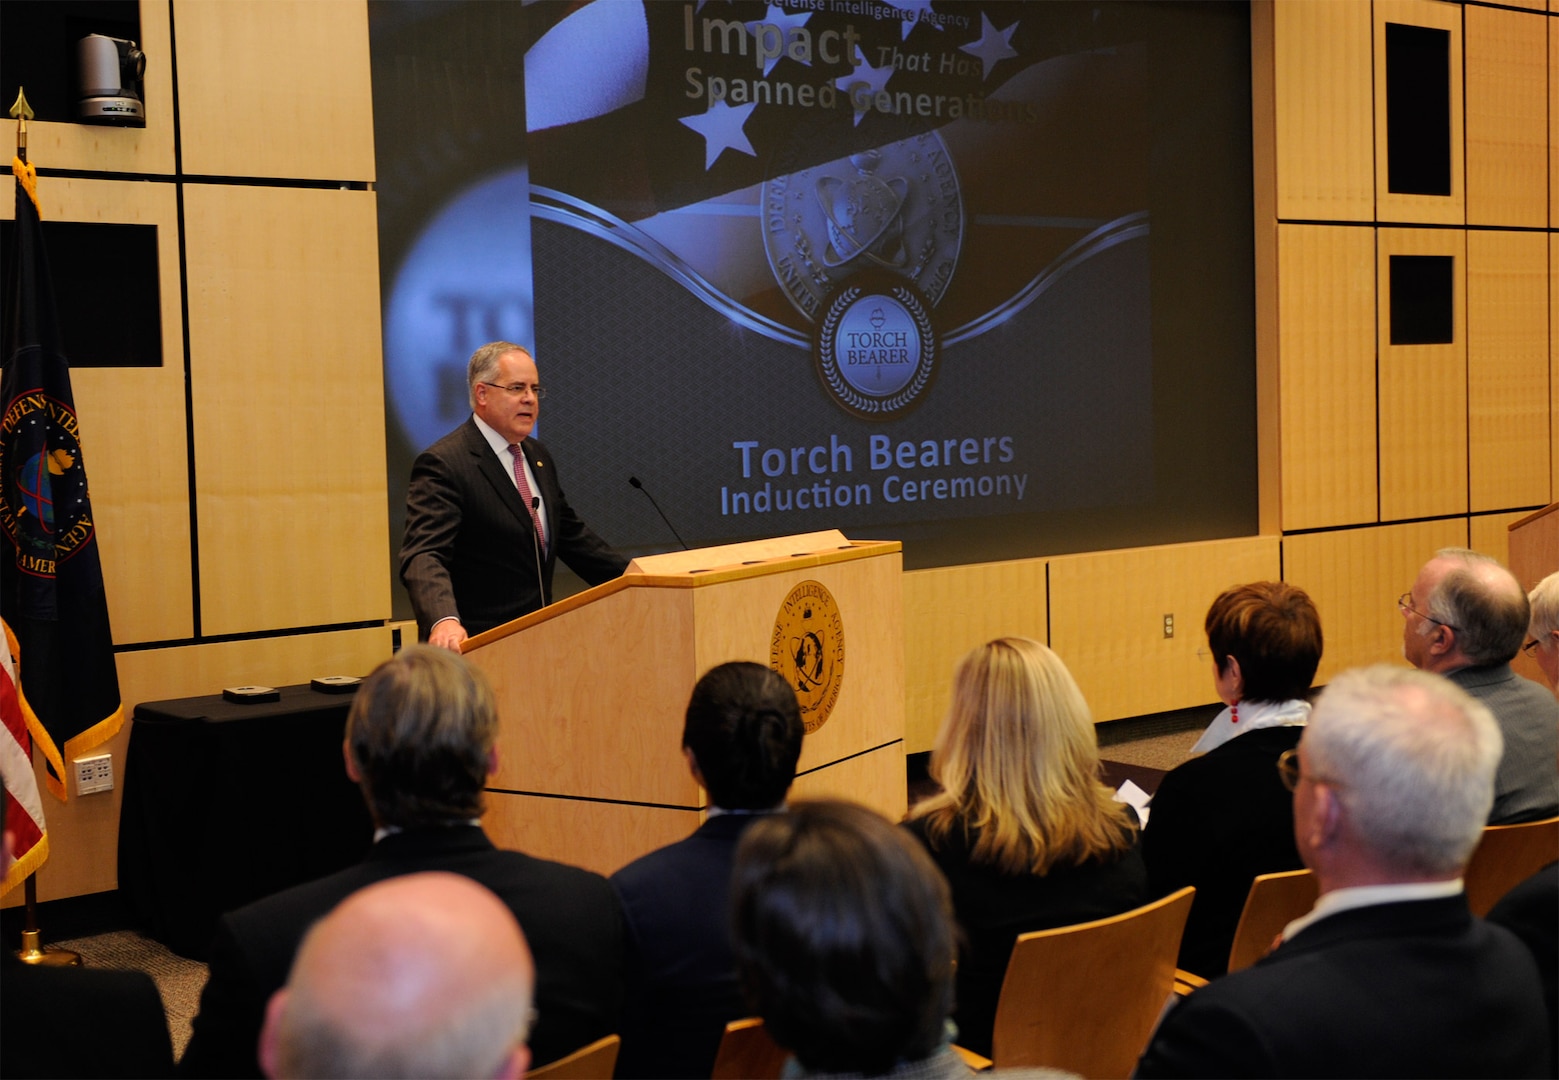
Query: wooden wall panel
xmin=0 ymin=177 xmax=192 ymax=644
xmin=1470 ymin=510 xmax=1529 ymax=571
xmin=1048 ymin=537 xmax=1280 ymax=722
xmin=1282 ymin=518 xmax=1466 ymax=684
xmin=1553 ymin=235 xmax=1558 ymax=492
xmin=1373 ymin=0 xmax=1465 ymax=225
xmin=1278 ymin=225 xmax=1378 ymax=529
xmin=1377 ymin=227 xmax=1468 ymax=520
xmin=1468 ymin=230 xmax=1550 ymax=510
xmin=0 ymin=626 xmax=395 ymax=905
xmin=172 ymin=0 xmax=375 ymax=181
xmin=1272 ymin=0 xmax=1374 ymax=221
xmin=0 ymin=0 xmax=176 ymax=176
xmin=184 ymin=185 xmax=389 ymax=635
xmin=1465 ymin=6 xmax=1548 ymax=228
xmin=903 ymin=558 xmax=1048 ymax=754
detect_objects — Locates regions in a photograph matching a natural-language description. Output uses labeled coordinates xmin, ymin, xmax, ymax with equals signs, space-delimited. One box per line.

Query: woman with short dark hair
xmin=1141 ymin=580 xmax=1323 ymax=977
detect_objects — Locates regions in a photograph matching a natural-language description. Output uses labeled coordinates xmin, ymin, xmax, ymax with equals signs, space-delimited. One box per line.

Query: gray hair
xmin=1530 ymin=571 xmax=1559 ymax=640
xmin=466 ymin=342 xmax=532 ymax=409
xmin=1424 ymin=548 xmax=1529 ymax=665
xmin=1306 ymin=665 xmax=1501 ymax=877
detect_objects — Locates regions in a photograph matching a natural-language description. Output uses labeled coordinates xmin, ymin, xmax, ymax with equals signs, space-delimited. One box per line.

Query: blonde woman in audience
xmin=904 ymin=637 xmax=1145 ymax=1058
xmin=1527 ymin=570 xmax=1559 ymax=693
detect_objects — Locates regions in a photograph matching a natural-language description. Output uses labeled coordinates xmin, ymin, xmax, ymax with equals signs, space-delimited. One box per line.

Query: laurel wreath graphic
xmin=815 ymin=284 xmax=937 ymax=420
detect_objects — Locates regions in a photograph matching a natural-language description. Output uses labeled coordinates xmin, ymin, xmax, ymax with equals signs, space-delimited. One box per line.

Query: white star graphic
xmin=889 ymin=0 xmax=938 ymax=41
xmin=746 ymin=4 xmax=812 ymax=77
xmin=680 ymin=100 xmax=759 ymax=170
xmin=835 ymin=58 xmax=895 ymax=127
xmin=960 ymin=13 xmax=1019 ymax=81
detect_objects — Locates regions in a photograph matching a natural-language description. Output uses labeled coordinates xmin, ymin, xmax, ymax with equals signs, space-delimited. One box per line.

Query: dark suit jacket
xmin=1488 ymin=862 xmax=1559 ymax=1077
xmin=609 ymin=814 xmax=758 ymax=1079
xmin=400 ymin=419 xmax=627 ymax=638
xmin=904 ymin=817 xmax=1147 ymax=1058
xmin=1140 ymin=725 xmax=1305 ymax=977
xmin=1135 ymin=895 xmax=1551 ymax=1079
xmin=178 ymin=825 xmax=624 ymax=1077
xmin=2 ymin=958 xmax=174 ymax=1078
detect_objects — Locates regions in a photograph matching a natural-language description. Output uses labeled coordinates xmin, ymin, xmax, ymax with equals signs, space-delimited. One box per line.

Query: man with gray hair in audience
xmin=1399 ymin=547 xmax=1559 ymax=822
xmin=259 ymin=872 xmax=535 ymax=1080
xmin=1524 ymin=569 xmax=1559 ymax=694
xmin=1136 ymin=665 xmax=1549 ymax=1078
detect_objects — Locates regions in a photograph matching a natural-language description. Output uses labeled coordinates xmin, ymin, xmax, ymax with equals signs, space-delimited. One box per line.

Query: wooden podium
xmin=461 ymin=531 xmax=906 ymax=876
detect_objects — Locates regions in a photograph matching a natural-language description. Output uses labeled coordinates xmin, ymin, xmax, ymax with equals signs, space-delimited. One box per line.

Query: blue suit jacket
xmin=610 ymin=814 xmax=759 ymax=1079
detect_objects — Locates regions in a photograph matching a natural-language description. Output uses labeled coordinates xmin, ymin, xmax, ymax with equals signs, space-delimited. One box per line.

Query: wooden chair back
xmin=710 ymin=1017 xmax=789 ymax=1080
xmin=527 ymin=1034 xmax=620 ymax=1079
xmin=990 ymin=886 xmax=1195 ymax=1078
xmin=1226 ymin=868 xmax=1319 ymax=974
xmin=1464 ymin=816 xmax=1559 ymax=917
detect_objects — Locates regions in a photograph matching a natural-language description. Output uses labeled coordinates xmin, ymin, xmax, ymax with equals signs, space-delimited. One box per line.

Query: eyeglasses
xmin=481 ymin=381 xmax=547 ymax=399
xmin=1522 ymin=638 xmax=1545 ymax=657
xmin=1276 ymin=747 xmax=1341 ymax=793
xmin=1396 ymin=592 xmax=1460 ymax=632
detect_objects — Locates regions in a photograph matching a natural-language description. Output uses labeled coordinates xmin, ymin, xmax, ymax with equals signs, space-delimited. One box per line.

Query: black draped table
xmin=118 ymin=684 xmax=373 ymax=959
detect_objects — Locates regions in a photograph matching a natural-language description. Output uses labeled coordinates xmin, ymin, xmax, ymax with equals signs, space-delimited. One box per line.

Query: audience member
xmin=1136 ymin=665 xmax=1550 ymax=1078
xmin=0 ymin=773 xmax=175 ymax=1079
xmin=609 ymin=661 xmax=804 ymax=1078
xmin=1141 ymin=581 xmax=1320 ymax=975
xmin=1526 ymin=570 xmax=1559 ymax=693
xmin=902 ymin=637 xmax=1144 ymax=1057
xmin=732 ymin=799 xmax=1072 ymax=1079
xmin=180 ymin=645 xmax=622 ymax=1077
xmin=1488 ymin=861 xmax=1559 ymax=1078
xmin=1400 ymin=548 xmax=1559 ymax=822
xmin=259 ymin=872 xmax=534 ymax=1080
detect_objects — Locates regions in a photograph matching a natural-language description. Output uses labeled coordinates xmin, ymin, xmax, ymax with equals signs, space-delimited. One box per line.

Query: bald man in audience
xmin=1400 ymin=548 xmax=1559 ymax=822
xmin=1136 ymin=665 xmax=1550 ymax=1078
xmin=259 ymin=873 xmax=534 ymax=1080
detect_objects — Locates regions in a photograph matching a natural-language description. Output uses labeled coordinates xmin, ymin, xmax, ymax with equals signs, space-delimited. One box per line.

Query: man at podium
xmin=400 ymin=342 xmax=627 ymax=649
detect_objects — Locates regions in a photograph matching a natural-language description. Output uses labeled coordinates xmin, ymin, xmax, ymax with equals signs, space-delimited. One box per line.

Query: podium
xmin=461 ymin=531 xmax=906 ymax=875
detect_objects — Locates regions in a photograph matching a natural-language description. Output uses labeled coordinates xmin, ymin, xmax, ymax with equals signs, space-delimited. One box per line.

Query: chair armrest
xmin=1173 ymin=968 xmax=1208 ymax=996
xmin=952 ymin=1044 xmax=993 ymax=1071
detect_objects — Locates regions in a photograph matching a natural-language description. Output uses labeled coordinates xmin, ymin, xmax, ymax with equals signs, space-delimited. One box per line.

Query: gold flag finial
xmin=9 ymin=87 xmax=33 ymax=163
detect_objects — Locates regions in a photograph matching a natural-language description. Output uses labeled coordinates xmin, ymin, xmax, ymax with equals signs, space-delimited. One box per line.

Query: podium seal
xmin=770 ymin=579 xmax=844 ymax=734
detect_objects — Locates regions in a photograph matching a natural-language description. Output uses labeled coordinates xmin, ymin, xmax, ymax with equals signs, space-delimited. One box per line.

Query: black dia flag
xmin=1 ymin=155 xmax=123 ymax=800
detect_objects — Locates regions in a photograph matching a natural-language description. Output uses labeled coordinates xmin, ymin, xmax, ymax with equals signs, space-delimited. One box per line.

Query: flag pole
xmin=10 ymin=87 xmax=31 ymax=163
xmin=7 ymin=88 xmax=81 ymax=968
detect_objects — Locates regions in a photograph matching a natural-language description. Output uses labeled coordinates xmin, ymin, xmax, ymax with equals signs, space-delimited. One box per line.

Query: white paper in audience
xmin=1115 ymin=779 xmax=1151 ymax=827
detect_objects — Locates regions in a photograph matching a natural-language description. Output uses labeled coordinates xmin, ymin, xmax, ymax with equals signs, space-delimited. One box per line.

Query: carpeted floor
xmin=46 ymin=930 xmax=207 ymax=1058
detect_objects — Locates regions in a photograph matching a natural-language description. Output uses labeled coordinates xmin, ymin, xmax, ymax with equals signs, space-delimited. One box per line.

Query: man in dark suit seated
xmin=179 ymin=645 xmax=623 ymax=1077
xmin=400 ymin=341 xmax=627 ymax=651
xmin=609 ymin=661 xmax=804 ymax=1078
xmin=0 ymin=775 xmax=174 ymax=1079
xmin=1137 ymin=665 xmax=1551 ymax=1079
xmin=258 ymin=872 xmax=535 ymax=1080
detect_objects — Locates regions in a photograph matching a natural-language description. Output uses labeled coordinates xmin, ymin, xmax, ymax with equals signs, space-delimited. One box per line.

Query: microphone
xmin=531 ymin=496 xmax=548 ymax=607
xmin=628 ymin=475 xmax=690 ymax=549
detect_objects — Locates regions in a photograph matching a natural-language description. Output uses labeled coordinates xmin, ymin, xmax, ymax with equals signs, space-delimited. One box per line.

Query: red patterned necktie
xmin=508 ymin=443 xmax=547 ymax=552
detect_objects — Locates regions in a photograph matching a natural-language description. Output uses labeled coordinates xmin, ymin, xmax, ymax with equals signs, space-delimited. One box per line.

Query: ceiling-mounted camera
xmin=77 ymin=33 xmax=146 ymax=125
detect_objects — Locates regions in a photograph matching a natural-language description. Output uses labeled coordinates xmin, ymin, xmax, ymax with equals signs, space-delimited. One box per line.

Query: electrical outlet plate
xmin=74 ymin=753 xmax=114 ymax=795
xmin=1163 ymin=613 xmax=1175 ymax=638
